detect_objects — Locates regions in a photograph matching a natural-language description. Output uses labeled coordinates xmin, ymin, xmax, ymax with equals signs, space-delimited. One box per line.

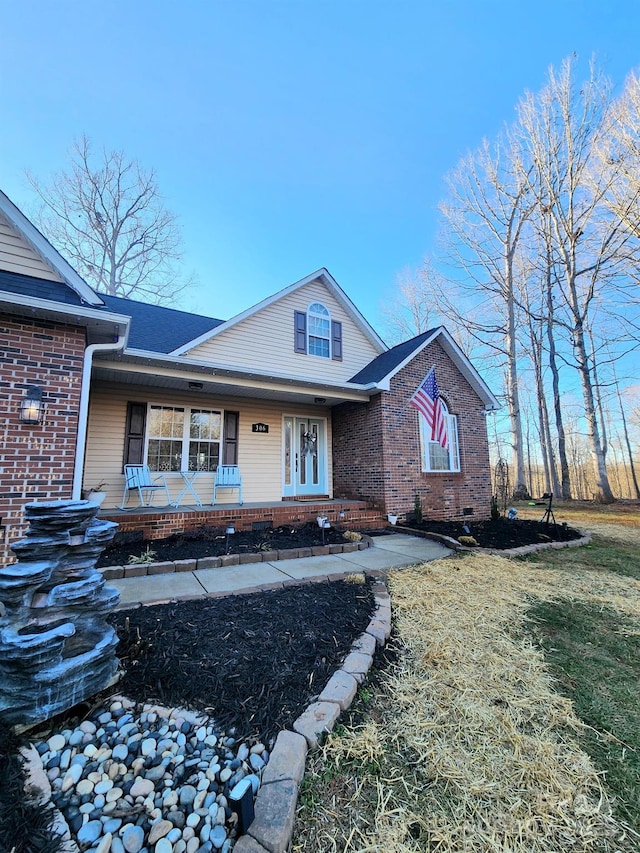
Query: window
xmin=308 ymin=302 xmax=330 ymax=357
xmin=147 ymin=405 xmax=221 ymax=472
xmin=293 ymin=306 xmax=342 ymax=360
xmin=419 ymin=401 xmax=460 ymax=473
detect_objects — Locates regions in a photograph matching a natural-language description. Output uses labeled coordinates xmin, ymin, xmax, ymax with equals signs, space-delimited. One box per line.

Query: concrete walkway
xmin=108 ymin=534 xmax=452 ymax=607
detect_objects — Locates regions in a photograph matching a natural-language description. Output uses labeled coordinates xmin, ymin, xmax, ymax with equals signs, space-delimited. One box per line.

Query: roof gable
xmin=351 ymin=327 xmax=499 ymax=410
xmin=0 ymin=190 xmax=103 ymax=307
xmin=171 ymin=268 xmax=386 ymax=356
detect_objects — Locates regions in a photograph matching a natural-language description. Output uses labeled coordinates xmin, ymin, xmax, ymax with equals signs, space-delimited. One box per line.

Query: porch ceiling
xmin=91 ymin=362 xmax=374 ymax=407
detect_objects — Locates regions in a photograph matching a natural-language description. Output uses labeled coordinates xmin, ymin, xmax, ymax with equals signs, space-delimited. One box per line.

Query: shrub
xmin=490 ymin=494 xmax=500 ymax=520
xmin=342 ymin=530 xmax=363 ymax=542
xmin=128 ymin=546 xmax=157 ymax=565
xmin=414 ymin=493 xmax=423 ymax=525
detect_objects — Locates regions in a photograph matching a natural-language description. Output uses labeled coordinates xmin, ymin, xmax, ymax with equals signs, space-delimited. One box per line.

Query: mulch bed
xmin=0 ymin=578 xmax=376 ymax=853
xmin=97 ymin=517 xmax=583 ymax=568
xmin=403 ymin=516 xmax=582 ymax=549
xmin=108 ymin=578 xmax=376 ymax=745
xmin=97 ymin=521 xmax=351 ymax=567
xmin=0 ymin=726 xmax=64 ymax=853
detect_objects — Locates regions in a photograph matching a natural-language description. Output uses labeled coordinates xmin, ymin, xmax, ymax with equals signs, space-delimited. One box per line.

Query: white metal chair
xmin=212 ymin=465 xmax=243 ymax=505
xmin=118 ymin=464 xmax=172 ymax=509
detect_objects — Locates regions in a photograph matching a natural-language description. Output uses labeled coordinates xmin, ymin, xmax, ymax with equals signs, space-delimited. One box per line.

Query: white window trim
xmin=307 ymin=301 xmax=331 ymax=359
xmin=145 ymin=403 xmax=224 ymax=473
xmin=419 ymin=405 xmax=460 ymax=473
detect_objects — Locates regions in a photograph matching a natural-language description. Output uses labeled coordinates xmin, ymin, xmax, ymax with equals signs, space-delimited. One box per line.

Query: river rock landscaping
xmin=3 ymin=578 xmax=377 ymax=853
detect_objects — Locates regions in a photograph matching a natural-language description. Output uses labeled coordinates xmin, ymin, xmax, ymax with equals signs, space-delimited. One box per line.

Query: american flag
xmin=410 ymin=368 xmax=448 ymax=449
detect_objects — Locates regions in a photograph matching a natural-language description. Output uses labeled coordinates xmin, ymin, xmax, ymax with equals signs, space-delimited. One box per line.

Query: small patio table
xmin=172 ymin=471 xmax=204 ymax=507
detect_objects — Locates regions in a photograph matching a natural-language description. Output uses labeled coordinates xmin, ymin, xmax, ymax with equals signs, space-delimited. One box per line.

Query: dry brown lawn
xmin=292 ymin=504 xmax=640 ymax=853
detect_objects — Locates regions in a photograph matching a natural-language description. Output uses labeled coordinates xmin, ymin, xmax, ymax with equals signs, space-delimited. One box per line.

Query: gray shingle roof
xmin=0 ymin=270 xmax=86 ymax=305
xmin=100 ymin=294 xmax=223 ymax=354
xmin=349 ymin=329 xmax=439 ymax=384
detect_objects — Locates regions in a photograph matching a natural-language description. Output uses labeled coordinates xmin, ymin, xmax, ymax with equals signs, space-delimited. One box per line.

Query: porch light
xmin=20 ymin=385 xmax=44 ymax=425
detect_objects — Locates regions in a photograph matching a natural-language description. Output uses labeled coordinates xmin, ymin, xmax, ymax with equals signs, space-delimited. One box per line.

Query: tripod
xmin=540 ymin=492 xmax=556 ymax=527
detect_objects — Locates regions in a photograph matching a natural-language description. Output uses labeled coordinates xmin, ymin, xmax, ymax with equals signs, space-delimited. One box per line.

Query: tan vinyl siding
xmin=185 ymin=280 xmax=380 ymax=382
xmin=84 ymin=382 xmax=332 ymax=508
xmin=0 ymin=212 xmax=65 ymax=281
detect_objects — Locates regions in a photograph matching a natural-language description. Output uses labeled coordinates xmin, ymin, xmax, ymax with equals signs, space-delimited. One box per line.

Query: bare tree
xmin=439 ymin=133 xmax=536 ymax=499
xmin=27 ymin=136 xmax=193 ymax=304
xmin=610 ymin=358 xmax=640 ymax=499
xmin=517 ymin=57 xmax=638 ymax=503
xmin=380 ymin=262 xmax=441 ymax=344
xmin=599 ymin=70 xmax=640 ymax=252
xmin=522 ymin=288 xmax=560 ymax=496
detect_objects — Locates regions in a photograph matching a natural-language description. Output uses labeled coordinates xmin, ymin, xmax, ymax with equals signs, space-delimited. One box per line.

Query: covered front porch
xmin=82 ymin=354 xmax=377 ymax=514
xmin=101 ymin=497 xmax=385 ymax=542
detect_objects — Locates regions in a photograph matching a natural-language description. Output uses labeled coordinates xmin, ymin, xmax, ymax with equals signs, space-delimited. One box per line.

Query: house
xmin=0 ymin=189 xmax=498 ymax=564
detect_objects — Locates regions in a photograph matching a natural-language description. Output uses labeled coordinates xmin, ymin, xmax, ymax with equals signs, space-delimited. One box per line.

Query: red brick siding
xmin=333 ymin=339 xmax=492 ymax=521
xmin=104 ymin=500 xmax=384 ymax=541
xmin=0 ymin=315 xmax=85 ymax=564
xmin=331 ymin=394 xmax=386 ymax=509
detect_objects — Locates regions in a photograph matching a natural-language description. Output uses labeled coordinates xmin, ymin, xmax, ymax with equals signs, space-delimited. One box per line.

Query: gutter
xmin=0 ymin=290 xmax=128 ymax=327
xmin=72 ymin=333 xmax=128 ymax=500
xmin=101 ymin=348 xmax=381 ymax=395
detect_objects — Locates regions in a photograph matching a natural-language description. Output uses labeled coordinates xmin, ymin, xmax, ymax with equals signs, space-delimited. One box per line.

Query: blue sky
xmin=1 ymin=0 xmax=639 ymax=334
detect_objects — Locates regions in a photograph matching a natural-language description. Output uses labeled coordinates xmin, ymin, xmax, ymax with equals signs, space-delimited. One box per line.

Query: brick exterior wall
xmin=0 ymin=314 xmax=86 ymax=564
xmin=333 ymin=338 xmax=492 ymax=522
xmin=103 ymin=499 xmax=384 ymax=542
xmin=331 ymin=393 xmax=386 ymax=510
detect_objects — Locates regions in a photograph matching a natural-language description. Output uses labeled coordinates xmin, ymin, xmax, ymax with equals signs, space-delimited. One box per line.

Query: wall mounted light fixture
xmin=20 ymin=385 xmax=44 ymax=425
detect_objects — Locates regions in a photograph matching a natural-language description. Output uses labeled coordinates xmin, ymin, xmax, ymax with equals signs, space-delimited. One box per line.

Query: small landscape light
xmin=229 ymin=776 xmax=254 ymax=833
xmin=225 ymin=524 xmax=235 ymax=553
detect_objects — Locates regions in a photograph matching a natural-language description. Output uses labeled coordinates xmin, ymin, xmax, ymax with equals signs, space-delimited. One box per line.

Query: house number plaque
xmin=252 ymin=423 xmax=269 ymax=433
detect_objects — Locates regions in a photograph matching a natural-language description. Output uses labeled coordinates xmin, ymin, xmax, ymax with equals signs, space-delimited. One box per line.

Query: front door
xmin=282 ymin=416 xmax=327 ymax=497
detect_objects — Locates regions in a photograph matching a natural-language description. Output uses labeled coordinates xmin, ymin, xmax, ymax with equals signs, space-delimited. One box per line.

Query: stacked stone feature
xmin=0 ymin=499 xmax=120 ymax=726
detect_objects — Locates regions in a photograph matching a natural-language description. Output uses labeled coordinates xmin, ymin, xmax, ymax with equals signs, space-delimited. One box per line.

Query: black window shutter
xmin=331 ymin=320 xmax=343 ymax=361
xmin=123 ymin=402 xmax=147 ymax=468
xmin=223 ymin=411 xmax=239 ymax=465
xmin=294 ymin=310 xmax=307 ymax=353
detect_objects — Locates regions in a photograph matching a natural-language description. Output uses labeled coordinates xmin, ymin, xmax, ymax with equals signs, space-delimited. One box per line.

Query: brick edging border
xmin=391 ymin=525 xmax=592 ymax=556
xmin=99 ymin=536 xmax=373 ymax=581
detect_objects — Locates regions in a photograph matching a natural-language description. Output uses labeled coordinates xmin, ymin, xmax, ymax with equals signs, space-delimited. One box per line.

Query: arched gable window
xmin=293 ymin=303 xmax=343 ymax=360
xmin=419 ymin=398 xmax=460 ymax=472
xmin=307 ymin=302 xmax=331 ymax=357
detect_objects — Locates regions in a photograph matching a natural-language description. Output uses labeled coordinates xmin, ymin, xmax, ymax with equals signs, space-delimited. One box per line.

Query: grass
xmin=526 ymin=599 xmax=640 ymax=829
xmin=521 ymin=536 xmax=640 ymax=579
xmin=292 ymin=502 xmax=640 ymax=853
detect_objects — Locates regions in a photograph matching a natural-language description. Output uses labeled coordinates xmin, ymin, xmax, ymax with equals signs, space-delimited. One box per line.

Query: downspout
xmin=72 ymin=335 xmax=127 ymax=499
